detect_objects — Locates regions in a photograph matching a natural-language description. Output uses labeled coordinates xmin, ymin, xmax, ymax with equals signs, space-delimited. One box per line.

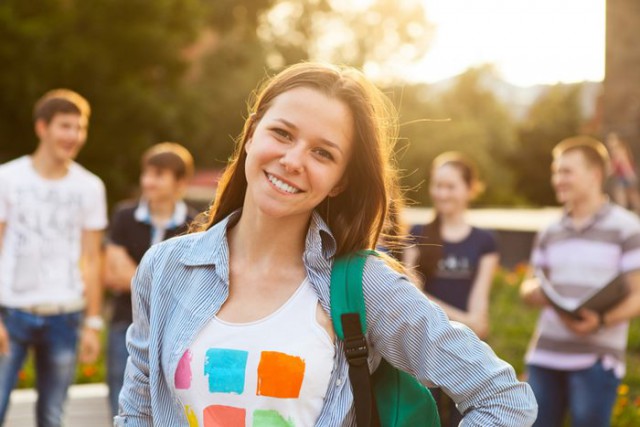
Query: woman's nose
xmin=279 ymin=145 xmax=304 ymax=172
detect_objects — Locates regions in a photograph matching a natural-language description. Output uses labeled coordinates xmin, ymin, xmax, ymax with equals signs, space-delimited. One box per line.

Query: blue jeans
xmin=528 ymin=360 xmax=620 ymax=427
xmin=0 ymin=308 xmax=82 ymax=427
xmin=107 ymin=321 xmax=130 ymax=417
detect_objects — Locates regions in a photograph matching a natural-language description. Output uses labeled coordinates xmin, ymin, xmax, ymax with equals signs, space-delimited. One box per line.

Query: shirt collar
xmin=134 ymin=199 xmax=189 ymax=229
xmin=559 ymin=200 xmax=613 ymax=231
xmin=179 ymin=209 xmax=337 ymax=269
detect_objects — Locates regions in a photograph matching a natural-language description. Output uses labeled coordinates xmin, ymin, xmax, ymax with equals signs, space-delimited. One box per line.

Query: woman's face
xmin=429 ymin=164 xmax=471 ymax=215
xmin=243 ymin=86 xmax=354 ymax=222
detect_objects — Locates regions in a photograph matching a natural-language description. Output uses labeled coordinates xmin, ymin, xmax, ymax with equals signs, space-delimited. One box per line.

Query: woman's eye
xmin=314 ymin=148 xmax=334 ymax=161
xmin=273 ymin=128 xmax=292 ymax=140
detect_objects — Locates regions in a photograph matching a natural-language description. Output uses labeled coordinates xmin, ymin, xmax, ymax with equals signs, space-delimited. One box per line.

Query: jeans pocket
xmin=0 ymin=307 xmax=15 ymax=323
xmin=0 ymin=309 xmax=32 ymax=342
xmin=64 ymin=311 xmax=83 ymax=331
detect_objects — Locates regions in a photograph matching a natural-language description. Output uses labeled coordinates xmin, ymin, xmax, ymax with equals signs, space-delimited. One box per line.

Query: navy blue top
xmin=410 ymin=225 xmax=497 ymax=311
xmin=107 ymin=200 xmax=197 ymax=324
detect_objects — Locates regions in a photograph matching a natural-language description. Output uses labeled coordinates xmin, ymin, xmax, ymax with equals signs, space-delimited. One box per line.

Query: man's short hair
xmin=141 ymin=142 xmax=194 ymax=180
xmin=552 ymin=135 xmax=610 ymax=178
xmin=33 ymin=89 xmax=91 ymax=124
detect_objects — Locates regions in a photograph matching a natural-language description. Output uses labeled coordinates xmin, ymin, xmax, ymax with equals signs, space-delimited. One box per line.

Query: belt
xmin=18 ymin=300 xmax=86 ymax=316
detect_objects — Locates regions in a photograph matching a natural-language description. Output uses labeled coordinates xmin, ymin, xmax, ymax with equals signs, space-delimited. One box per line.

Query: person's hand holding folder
xmin=532 ymin=268 xmax=640 ymax=335
xmin=556 ymin=307 xmax=601 ymax=336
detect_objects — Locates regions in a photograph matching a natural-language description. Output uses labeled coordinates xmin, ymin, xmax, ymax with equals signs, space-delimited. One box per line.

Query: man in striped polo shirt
xmin=520 ymin=135 xmax=640 ymax=427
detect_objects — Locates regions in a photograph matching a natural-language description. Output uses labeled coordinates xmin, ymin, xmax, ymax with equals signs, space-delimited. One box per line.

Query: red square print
xmin=203 ymin=405 xmax=246 ymax=427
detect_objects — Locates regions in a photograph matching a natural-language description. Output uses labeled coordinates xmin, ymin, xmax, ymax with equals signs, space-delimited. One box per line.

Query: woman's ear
xmin=329 ymin=178 xmax=348 ymax=197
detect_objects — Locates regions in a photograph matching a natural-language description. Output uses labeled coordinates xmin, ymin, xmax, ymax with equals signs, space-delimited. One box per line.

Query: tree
xmin=395 ymin=66 xmax=519 ymax=206
xmin=0 ymin=0 xmax=433 ymax=207
xmin=511 ymin=84 xmax=584 ymax=205
xmin=0 ymin=0 xmax=205 ymax=205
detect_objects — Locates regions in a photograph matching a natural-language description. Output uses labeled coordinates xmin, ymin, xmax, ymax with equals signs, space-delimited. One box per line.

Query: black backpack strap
xmin=342 ymin=313 xmax=380 ymax=427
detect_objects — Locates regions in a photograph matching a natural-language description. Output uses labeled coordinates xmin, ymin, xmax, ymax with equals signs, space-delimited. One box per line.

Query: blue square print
xmin=204 ymin=348 xmax=249 ymax=394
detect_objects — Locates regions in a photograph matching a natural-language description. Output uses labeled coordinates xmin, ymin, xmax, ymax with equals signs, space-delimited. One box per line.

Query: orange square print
xmin=203 ymin=405 xmax=245 ymax=427
xmin=256 ymin=351 xmax=306 ymax=398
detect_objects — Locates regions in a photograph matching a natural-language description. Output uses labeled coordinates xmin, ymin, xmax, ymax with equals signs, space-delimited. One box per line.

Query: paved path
xmin=6 ymin=383 xmax=112 ymax=427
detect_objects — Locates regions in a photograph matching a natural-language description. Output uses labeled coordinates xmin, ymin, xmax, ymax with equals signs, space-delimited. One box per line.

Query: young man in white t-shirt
xmin=0 ymin=89 xmax=107 ymax=426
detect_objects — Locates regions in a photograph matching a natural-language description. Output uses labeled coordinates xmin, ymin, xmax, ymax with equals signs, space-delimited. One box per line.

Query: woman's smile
xmin=265 ymin=171 xmax=303 ymax=194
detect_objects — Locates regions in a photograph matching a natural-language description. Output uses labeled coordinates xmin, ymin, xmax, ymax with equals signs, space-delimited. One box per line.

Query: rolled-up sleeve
xmin=114 ymin=245 xmax=158 ymax=427
xmin=362 ymin=256 xmax=538 ymax=426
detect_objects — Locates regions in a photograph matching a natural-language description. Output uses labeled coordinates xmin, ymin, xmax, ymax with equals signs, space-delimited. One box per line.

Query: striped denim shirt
xmin=114 ymin=210 xmax=537 ymax=426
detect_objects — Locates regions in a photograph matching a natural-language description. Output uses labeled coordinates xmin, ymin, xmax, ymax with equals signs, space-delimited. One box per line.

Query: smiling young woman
xmin=115 ymin=63 xmax=537 ymax=427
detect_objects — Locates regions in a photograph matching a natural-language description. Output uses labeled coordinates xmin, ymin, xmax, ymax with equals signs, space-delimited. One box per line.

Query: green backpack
xmin=330 ymin=250 xmax=440 ymax=427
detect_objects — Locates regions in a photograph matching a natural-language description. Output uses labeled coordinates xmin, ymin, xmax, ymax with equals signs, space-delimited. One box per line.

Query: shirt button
xmin=336 ymin=378 xmax=342 ymax=386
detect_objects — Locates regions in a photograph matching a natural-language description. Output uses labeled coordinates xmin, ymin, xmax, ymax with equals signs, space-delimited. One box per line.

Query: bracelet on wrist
xmin=84 ymin=315 xmax=105 ymax=331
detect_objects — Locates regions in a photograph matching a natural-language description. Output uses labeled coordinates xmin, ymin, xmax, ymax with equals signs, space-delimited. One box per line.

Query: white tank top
xmin=174 ymin=278 xmax=335 ymax=427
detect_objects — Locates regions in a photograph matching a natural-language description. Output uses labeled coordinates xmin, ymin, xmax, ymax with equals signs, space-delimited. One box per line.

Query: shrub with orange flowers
xmin=612 ymin=384 xmax=640 ymax=426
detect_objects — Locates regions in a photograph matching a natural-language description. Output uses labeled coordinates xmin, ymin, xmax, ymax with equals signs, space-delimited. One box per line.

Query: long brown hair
xmin=192 ymin=62 xmax=400 ymax=256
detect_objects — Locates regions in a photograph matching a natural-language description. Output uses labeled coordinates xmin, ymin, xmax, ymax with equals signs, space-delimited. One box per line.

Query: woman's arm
xmin=405 ymin=244 xmax=499 ymax=339
xmin=401 ymin=245 xmax=426 ymax=289
xmin=113 ymin=245 xmax=159 ymax=427
xmin=362 ymin=256 xmax=537 ymax=426
xmin=455 ymin=252 xmax=499 ymax=339
xmin=402 ymin=244 xmax=420 ymax=268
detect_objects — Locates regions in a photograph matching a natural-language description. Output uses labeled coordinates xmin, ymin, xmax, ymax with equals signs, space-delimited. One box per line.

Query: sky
xmin=405 ymin=0 xmax=605 ymax=86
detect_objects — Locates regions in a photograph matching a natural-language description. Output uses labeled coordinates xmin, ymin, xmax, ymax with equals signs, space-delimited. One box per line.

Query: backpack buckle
xmin=344 ymin=335 xmax=369 ymax=366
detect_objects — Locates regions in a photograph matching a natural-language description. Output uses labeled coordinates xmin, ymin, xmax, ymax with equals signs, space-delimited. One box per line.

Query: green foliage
xmin=509 ymin=84 xmax=585 ymax=205
xmin=0 ymin=1 xmax=590 ymax=209
xmin=0 ymin=0 xmax=434 ymax=209
xmin=0 ymin=0 xmax=206 ymax=206
xmin=393 ymin=66 xmax=521 ymax=207
xmin=181 ymin=38 xmax=270 ymax=170
xmin=486 ymin=265 xmax=538 ymax=374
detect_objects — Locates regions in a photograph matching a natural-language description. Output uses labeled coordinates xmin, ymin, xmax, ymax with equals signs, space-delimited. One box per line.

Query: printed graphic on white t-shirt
xmin=174 ymin=279 xmax=335 ymax=427
xmin=0 ymin=156 xmax=107 ymax=307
